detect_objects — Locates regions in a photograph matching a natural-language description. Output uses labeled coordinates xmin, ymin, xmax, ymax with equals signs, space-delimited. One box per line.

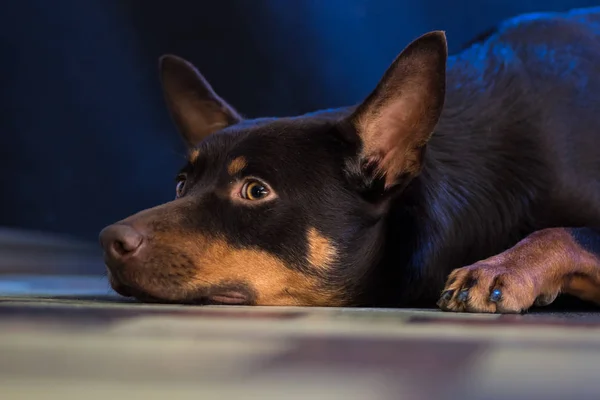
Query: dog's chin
xmin=130 ymin=291 xmax=252 ymax=306
xmin=108 ymin=275 xmax=134 ymax=298
xmin=108 ymin=274 xmax=251 ymax=305
xmin=202 ymin=292 xmax=251 ymax=305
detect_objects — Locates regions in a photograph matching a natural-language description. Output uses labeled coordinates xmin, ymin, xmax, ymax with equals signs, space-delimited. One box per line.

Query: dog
xmin=100 ymin=7 xmax=600 ymax=313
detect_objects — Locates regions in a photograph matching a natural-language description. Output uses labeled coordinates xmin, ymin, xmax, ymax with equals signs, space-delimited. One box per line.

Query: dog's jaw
xmin=107 ymin=268 xmax=255 ymax=305
xmin=107 ymin=270 xmax=134 ymax=298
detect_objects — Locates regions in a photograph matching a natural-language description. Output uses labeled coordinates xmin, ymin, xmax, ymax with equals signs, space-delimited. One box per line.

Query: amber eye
xmin=175 ymin=175 xmax=186 ymax=198
xmin=241 ymin=180 xmax=269 ymax=200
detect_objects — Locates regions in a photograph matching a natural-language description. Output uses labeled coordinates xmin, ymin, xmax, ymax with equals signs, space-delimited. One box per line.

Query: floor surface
xmin=2 ymin=275 xmax=600 ymax=400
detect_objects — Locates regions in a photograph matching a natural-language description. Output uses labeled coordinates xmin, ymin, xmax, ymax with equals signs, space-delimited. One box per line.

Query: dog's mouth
xmin=205 ymin=292 xmax=250 ymax=305
xmin=109 ymin=275 xmax=252 ymax=306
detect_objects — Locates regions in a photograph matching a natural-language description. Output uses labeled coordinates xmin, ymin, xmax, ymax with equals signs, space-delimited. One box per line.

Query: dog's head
xmin=99 ymin=32 xmax=447 ymax=306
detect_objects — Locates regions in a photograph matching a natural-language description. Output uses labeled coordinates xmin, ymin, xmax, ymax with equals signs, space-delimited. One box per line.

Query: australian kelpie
xmin=100 ymin=7 xmax=600 ymax=313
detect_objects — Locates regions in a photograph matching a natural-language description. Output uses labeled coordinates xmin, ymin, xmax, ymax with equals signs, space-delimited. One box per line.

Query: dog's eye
xmin=241 ymin=180 xmax=269 ymax=201
xmin=175 ymin=175 xmax=187 ymax=198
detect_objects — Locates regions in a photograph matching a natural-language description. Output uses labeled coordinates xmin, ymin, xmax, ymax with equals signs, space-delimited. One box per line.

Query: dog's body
xmin=100 ymin=7 xmax=600 ymax=313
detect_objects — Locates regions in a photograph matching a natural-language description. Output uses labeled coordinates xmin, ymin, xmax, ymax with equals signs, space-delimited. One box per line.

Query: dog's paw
xmin=436 ymin=260 xmax=559 ymax=314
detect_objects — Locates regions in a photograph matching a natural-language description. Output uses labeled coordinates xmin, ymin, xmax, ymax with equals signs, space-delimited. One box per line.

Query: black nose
xmin=99 ymin=224 xmax=145 ymax=261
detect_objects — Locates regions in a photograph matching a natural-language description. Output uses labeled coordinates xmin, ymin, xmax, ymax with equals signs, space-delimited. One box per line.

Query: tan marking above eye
xmin=227 ymin=156 xmax=247 ymax=175
xmin=306 ymin=227 xmax=338 ymax=271
xmin=188 ymin=148 xmax=200 ymax=163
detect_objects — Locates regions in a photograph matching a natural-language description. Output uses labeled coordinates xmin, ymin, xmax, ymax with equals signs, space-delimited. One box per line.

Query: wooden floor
xmin=1 ymin=275 xmax=600 ymax=399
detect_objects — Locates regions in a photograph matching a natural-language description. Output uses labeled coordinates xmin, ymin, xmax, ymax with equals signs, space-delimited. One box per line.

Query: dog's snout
xmin=99 ymin=224 xmax=145 ymax=260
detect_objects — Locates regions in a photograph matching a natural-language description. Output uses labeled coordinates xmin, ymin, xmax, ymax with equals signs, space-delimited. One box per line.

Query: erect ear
xmin=348 ymin=31 xmax=447 ymax=188
xmin=159 ymin=55 xmax=241 ymax=147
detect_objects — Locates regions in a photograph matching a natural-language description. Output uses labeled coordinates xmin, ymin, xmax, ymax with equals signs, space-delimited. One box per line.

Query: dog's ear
xmin=348 ymin=31 xmax=447 ymax=189
xmin=159 ymin=55 xmax=241 ymax=147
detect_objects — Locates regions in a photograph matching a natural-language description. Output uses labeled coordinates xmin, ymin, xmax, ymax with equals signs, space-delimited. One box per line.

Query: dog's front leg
xmin=436 ymin=227 xmax=600 ymax=313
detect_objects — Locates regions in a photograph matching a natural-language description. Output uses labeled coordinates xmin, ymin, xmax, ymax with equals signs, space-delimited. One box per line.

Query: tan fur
xmin=191 ymin=237 xmax=342 ymax=306
xmin=227 ymin=156 xmax=247 ymax=176
xmin=564 ymin=274 xmax=600 ymax=303
xmin=306 ymin=227 xmax=337 ymax=271
xmin=355 ymin=92 xmax=431 ymax=187
xmin=188 ymin=148 xmax=200 ymax=163
xmin=351 ymin=32 xmax=446 ymax=188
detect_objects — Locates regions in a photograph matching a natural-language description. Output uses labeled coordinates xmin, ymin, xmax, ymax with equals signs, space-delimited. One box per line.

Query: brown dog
xmin=100 ymin=7 xmax=600 ymax=313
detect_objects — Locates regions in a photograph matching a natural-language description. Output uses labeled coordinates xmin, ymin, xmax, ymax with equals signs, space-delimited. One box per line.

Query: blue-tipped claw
xmin=490 ymin=288 xmax=502 ymax=302
xmin=441 ymin=290 xmax=454 ymax=302
xmin=457 ymin=290 xmax=469 ymax=302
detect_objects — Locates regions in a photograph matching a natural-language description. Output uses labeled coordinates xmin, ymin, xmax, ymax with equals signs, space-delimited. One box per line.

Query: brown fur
xmin=439 ymin=228 xmax=600 ymax=313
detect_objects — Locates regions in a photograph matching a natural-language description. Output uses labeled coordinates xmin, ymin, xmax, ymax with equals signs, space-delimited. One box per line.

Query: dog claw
xmin=489 ymin=288 xmax=502 ymax=302
xmin=441 ymin=290 xmax=454 ymax=301
xmin=436 ymin=290 xmax=454 ymax=308
xmin=457 ymin=289 xmax=469 ymax=302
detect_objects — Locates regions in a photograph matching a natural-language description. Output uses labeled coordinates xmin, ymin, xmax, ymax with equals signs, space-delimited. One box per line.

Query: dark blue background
xmin=0 ymin=0 xmax=597 ymax=241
